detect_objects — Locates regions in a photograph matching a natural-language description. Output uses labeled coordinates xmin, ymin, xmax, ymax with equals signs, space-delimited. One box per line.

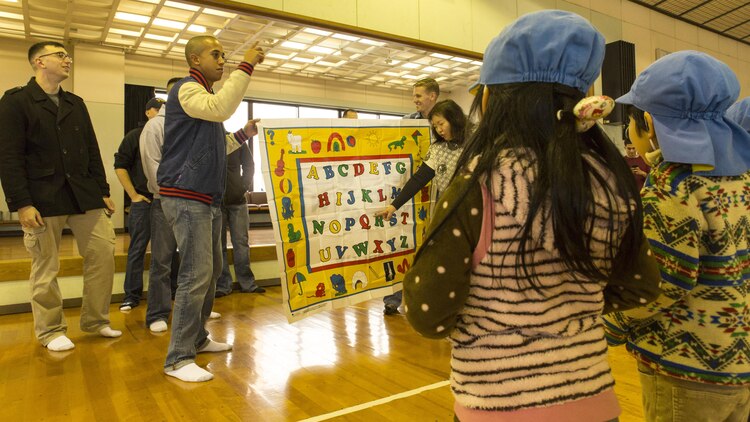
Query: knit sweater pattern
xmin=604 ymin=161 xmax=750 ymax=385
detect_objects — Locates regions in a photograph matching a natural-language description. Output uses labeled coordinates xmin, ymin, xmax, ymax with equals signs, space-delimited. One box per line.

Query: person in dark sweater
xmin=215 ymin=143 xmax=265 ymax=296
xmin=115 ymin=97 xmax=164 ymax=311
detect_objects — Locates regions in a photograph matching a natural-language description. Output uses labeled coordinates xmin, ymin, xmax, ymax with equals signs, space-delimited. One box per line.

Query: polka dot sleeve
xmin=602 ymin=229 xmax=663 ymax=315
xmin=403 ymin=175 xmax=483 ymax=339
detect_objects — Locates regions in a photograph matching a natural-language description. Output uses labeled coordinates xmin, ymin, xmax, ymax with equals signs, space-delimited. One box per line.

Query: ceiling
xmin=0 ymin=0 xmax=483 ymax=92
xmin=629 ymin=0 xmax=750 ymax=44
xmin=1 ymin=1 xmax=746 ymax=94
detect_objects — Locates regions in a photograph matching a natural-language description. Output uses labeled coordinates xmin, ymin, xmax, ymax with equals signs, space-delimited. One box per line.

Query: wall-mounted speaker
xmin=601 ymin=41 xmax=636 ymax=125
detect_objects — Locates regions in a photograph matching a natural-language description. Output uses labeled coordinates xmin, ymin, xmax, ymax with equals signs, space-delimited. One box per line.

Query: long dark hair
xmin=428 ymin=99 xmax=468 ymax=144
xmin=452 ymin=82 xmax=643 ymax=284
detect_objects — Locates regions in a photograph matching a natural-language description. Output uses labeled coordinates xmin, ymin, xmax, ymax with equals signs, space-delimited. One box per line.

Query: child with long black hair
xmin=403 ymin=10 xmax=660 ymax=421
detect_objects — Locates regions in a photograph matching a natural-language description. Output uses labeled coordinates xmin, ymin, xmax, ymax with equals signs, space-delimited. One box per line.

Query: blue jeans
xmin=383 ymin=290 xmax=402 ymax=308
xmin=161 ymin=197 xmax=223 ymax=370
xmin=216 ymin=204 xmax=258 ymax=294
xmin=123 ymin=200 xmax=151 ymax=303
xmin=145 ymin=199 xmax=179 ymax=326
xmin=638 ymin=362 xmax=750 ymax=421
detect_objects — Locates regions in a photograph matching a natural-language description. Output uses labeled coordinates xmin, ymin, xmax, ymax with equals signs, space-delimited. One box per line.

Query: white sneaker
xmin=209 ymin=311 xmax=221 ymax=319
xmin=149 ymin=320 xmax=168 ymax=333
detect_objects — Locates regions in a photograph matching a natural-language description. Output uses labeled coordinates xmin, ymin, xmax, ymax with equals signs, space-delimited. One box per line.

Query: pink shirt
xmin=454 ymin=388 xmax=620 ymax=422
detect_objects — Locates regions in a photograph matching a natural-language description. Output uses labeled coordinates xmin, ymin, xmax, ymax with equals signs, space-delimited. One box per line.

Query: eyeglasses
xmin=36 ymin=51 xmax=73 ymax=62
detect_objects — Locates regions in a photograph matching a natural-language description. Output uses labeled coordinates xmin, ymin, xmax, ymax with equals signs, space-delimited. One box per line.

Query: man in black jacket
xmin=0 ymin=41 xmax=121 ymax=352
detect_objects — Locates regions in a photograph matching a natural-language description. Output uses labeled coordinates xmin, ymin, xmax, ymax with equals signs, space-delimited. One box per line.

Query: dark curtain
xmin=124 ymin=84 xmax=155 ymax=134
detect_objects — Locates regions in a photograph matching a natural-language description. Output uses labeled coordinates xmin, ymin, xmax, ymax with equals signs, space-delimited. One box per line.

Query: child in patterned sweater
xmin=604 ymin=51 xmax=750 ymax=421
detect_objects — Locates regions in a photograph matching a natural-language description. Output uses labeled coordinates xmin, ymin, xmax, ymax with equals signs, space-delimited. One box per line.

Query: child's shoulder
xmin=648 ymin=161 xmax=750 ymax=196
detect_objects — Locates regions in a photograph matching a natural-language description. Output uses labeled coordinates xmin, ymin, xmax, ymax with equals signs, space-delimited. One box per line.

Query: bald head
xmin=185 ymin=36 xmax=219 ymax=65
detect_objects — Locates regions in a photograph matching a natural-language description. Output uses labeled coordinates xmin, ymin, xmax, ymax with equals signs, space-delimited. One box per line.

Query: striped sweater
xmin=404 ymin=149 xmax=661 ymax=416
xmin=603 ymin=157 xmax=750 ymax=386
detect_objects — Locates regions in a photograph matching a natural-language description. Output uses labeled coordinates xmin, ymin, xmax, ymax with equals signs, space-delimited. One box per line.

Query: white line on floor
xmin=297 ymin=379 xmax=450 ymax=422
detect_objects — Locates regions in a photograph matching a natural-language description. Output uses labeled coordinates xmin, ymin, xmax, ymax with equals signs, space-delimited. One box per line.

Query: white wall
xmin=3 ymin=0 xmax=750 ymax=223
xmin=124 ymin=55 xmax=416 ymax=113
xmin=227 ymin=0 xmax=750 ymax=97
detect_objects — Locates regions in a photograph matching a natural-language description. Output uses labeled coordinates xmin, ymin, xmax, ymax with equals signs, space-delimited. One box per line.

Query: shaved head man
xmin=157 ymin=35 xmax=264 ymax=382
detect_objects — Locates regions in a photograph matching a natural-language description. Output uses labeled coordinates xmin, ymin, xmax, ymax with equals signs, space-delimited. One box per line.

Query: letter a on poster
xmin=258 ymin=119 xmax=433 ymax=322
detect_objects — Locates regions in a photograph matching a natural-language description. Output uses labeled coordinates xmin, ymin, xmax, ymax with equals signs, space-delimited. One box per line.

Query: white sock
xmin=47 ymin=335 xmax=75 ymax=351
xmin=99 ymin=326 xmax=122 ymax=338
xmin=197 ymin=339 xmax=232 ymax=353
xmin=149 ymin=321 xmax=168 ymax=333
xmin=165 ymin=363 xmax=213 ymax=382
xmin=209 ymin=311 xmax=221 ymax=319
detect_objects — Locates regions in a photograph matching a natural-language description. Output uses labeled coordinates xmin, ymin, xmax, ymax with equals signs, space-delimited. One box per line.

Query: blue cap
xmin=617 ymin=51 xmax=750 ymax=177
xmin=727 ymin=97 xmax=750 ymax=133
xmin=479 ymin=10 xmax=605 ymax=94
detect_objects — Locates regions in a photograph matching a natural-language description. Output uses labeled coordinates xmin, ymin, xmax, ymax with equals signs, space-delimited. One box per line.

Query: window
xmin=251 ymin=102 xmax=299 ymax=191
xmin=151 ymin=91 xmax=404 ymax=193
xmin=357 ymin=112 xmax=379 ymax=119
xmin=223 ymin=102 xmax=249 ymax=132
xmin=299 ymin=106 xmax=338 ymax=118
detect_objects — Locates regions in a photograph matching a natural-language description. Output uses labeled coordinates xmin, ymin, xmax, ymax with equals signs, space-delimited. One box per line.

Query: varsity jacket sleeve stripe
xmin=178 ymin=66 xmax=252 ymax=123
xmin=225 ymin=128 xmax=248 ymax=155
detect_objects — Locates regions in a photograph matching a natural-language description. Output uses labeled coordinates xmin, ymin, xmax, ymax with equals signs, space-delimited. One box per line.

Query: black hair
xmin=451 ymin=82 xmax=643 ymax=286
xmin=626 ymin=105 xmax=649 ymax=135
xmin=166 ymin=77 xmax=182 ymax=96
xmin=468 ymin=85 xmax=484 ymax=124
xmin=428 ymin=100 xmax=468 ymax=144
xmin=28 ymin=41 xmax=65 ymax=63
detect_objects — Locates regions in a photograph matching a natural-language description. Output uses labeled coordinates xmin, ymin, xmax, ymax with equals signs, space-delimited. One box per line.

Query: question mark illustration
xmin=268 ymin=129 xmax=275 ymax=145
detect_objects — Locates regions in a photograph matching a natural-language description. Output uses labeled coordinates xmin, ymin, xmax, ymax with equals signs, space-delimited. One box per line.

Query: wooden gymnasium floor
xmin=0 ymin=230 xmax=646 ymax=421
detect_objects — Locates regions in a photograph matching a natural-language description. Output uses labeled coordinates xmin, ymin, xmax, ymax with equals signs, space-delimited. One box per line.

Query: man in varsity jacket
xmin=156 ymin=35 xmax=264 ymax=382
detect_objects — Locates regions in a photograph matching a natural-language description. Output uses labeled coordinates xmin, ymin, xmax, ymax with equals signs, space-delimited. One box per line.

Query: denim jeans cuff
xmin=164 ymin=358 xmax=195 ymax=372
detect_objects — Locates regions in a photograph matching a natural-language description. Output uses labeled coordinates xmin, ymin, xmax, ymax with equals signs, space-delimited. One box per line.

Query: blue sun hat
xmin=479 ymin=10 xmax=605 ymax=94
xmin=616 ymin=51 xmax=750 ymax=177
xmin=726 ymin=97 xmax=750 ymax=133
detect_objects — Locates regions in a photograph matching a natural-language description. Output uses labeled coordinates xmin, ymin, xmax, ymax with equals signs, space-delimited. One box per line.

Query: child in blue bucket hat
xmin=604 ymin=51 xmax=750 ymax=421
xmin=402 ymin=10 xmax=661 ymax=421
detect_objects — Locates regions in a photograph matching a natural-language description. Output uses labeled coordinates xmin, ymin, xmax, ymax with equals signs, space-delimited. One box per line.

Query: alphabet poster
xmin=258 ymin=119 xmax=433 ymax=322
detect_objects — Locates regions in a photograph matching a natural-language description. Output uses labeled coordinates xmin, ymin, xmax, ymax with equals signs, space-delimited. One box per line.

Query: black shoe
xmin=241 ymin=286 xmax=266 ymax=293
xmin=214 ymin=290 xmax=231 ymax=298
xmin=384 ymin=304 xmax=399 ymax=315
